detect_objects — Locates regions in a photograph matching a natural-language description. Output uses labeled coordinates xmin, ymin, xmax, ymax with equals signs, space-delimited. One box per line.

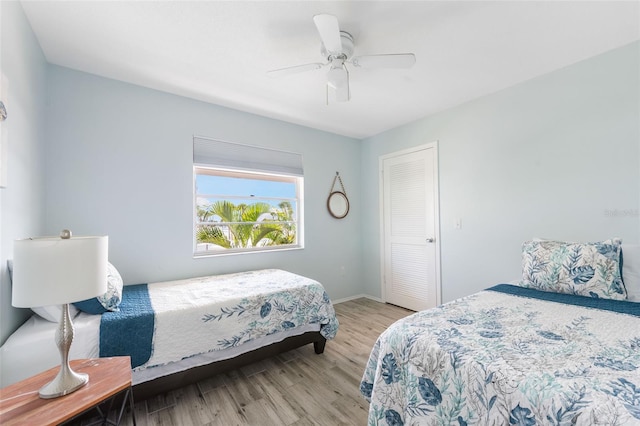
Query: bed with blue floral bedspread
xmin=100 ymin=269 xmax=338 ymax=392
xmin=360 ymin=284 xmax=640 ymax=426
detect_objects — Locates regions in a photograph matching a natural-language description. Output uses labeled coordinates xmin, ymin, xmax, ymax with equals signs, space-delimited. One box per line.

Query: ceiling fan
xmin=267 ymin=14 xmax=416 ymax=102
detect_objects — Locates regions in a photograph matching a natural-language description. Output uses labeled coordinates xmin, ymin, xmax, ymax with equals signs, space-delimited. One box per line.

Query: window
xmin=193 ymin=137 xmax=303 ymax=256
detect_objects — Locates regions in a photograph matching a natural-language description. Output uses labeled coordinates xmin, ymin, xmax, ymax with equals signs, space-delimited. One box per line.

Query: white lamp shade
xmin=12 ymin=236 xmax=108 ymax=308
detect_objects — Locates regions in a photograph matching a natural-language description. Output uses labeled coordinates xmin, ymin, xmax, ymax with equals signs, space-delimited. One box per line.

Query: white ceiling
xmin=21 ymin=1 xmax=640 ymax=139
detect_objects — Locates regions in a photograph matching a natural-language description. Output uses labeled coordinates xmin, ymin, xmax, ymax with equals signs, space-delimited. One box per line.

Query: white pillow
xmin=31 ymin=305 xmax=79 ymax=323
xmin=622 ymin=244 xmax=640 ymax=302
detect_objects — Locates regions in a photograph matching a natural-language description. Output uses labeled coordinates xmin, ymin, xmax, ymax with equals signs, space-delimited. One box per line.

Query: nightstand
xmin=0 ymin=357 xmax=135 ymax=425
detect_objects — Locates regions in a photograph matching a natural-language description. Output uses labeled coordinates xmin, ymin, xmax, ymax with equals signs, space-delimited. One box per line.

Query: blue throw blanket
xmin=100 ymin=284 xmax=154 ymax=368
xmin=488 ymin=283 xmax=640 ymax=317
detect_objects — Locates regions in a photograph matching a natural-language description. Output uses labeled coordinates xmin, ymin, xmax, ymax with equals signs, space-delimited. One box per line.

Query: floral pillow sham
xmin=520 ymin=238 xmax=626 ymax=300
xmin=73 ymin=262 xmax=123 ymax=314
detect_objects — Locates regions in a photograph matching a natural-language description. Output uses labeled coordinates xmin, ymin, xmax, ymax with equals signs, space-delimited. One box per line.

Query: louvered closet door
xmin=382 ymin=145 xmax=439 ymax=311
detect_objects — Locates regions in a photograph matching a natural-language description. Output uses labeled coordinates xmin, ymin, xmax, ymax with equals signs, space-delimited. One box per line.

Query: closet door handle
xmin=426 ymin=238 xmax=435 ymax=243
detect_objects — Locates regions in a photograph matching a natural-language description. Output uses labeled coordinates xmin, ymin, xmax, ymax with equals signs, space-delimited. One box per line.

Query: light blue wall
xmin=361 ymin=41 xmax=640 ymax=302
xmin=0 ymin=2 xmax=48 ymax=345
xmin=44 ymin=66 xmax=363 ymax=302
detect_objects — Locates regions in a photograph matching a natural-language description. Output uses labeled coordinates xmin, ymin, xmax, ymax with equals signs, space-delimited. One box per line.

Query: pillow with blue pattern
xmin=73 ymin=262 xmax=123 ymax=314
xmin=622 ymin=244 xmax=640 ymax=302
xmin=520 ymin=238 xmax=626 ymax=300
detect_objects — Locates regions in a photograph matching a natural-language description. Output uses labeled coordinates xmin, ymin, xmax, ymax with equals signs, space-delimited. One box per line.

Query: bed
xmin=1 ymin=268 xmax=339 ymax=401
xmin=361 ymin=240 xmax=640 ymax=425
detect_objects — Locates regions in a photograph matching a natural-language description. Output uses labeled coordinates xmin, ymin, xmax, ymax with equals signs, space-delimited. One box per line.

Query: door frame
xmin=378 ymin=141 xmax=442 ymax=307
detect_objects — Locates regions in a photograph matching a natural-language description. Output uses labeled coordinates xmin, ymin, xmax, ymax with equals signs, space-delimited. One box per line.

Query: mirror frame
xmin=327 ymin=191 xmax=350 ymax=219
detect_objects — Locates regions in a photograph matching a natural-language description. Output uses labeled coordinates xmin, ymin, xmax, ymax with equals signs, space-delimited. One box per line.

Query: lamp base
xmin=39 ymin=367 xmax=88 ymax=399
xmin=39 ymin=303 xmax=88 ymax=399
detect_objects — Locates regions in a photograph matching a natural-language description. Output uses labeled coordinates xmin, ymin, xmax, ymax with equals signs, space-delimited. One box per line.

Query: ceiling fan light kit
xmin=267 ymin=14 xmax=416 ymax=103
xmin=328 ymin=62 xmax=347 ymax=89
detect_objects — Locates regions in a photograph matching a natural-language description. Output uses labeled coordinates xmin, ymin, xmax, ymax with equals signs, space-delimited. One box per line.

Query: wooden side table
xmin=0 ymin=357 xmax=135 ymax=426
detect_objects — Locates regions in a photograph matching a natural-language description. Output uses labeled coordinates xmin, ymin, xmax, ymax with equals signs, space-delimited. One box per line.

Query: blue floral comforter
xmin=361 ymin=284 xmax=640 ymax=425
xmin=103 ymin=269 xmax=338 ymax=371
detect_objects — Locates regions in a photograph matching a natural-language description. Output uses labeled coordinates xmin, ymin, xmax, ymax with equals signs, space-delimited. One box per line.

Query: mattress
xmin=0 ymin=312 xmax=320 ymax=387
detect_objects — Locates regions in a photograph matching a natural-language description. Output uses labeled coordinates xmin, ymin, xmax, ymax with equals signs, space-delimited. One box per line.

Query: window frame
xmin=193 ymin=166 xmax=304 ymax=257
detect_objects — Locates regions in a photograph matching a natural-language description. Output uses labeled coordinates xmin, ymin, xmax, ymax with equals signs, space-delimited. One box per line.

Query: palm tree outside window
xmin=194 ymin=167 xmax=303 ymax=255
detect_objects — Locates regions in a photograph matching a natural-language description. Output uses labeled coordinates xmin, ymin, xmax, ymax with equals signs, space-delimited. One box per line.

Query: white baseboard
xmin=331 ymin=294 xmax=384 ymax=305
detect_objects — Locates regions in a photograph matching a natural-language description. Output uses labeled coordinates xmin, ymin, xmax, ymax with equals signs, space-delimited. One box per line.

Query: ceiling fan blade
xmin=313 ymin=14 xmax=342 ymax=56
xmin=266 ymin=62 xmax=325 ymax=78
xmin=351 ymin=53 xmax=416 ymax=69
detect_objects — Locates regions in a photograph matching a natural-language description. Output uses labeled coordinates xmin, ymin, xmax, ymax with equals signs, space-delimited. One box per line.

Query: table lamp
xmin=12 ymin=230 xmax=108 ymax=399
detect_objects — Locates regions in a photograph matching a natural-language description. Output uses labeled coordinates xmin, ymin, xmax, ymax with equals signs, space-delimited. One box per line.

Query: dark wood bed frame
xmin=131 ymin=331 xmax=327 ymax=402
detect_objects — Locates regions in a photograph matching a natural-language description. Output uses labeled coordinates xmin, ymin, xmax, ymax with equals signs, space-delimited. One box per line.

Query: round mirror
xmin=327 ymin=191 xmax=349 ymax=219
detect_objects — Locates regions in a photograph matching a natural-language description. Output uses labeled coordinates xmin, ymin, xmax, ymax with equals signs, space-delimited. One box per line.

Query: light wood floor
xmin=78 ymin=298 xmax=412 ymax=426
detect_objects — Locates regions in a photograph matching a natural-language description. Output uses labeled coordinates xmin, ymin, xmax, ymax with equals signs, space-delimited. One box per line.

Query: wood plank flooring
xmin=77 ymin=298 xmax=412 ymax=426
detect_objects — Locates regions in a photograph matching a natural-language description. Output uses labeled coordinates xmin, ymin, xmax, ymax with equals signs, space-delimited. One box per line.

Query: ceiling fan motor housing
xmin=321 ymin=31 xmax=354 ymax=60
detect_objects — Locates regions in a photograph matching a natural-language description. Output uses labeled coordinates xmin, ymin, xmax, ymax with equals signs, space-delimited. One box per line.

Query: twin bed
xmin=361 ymin=240 xmax=640 ymax=425
xmin=0 ymin=268 xmax=338 ymax=400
